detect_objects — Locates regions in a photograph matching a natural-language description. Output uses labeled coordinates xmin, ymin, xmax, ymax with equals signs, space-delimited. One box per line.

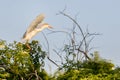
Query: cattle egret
xmin=22 ymin=14 xmax=52 ymax=42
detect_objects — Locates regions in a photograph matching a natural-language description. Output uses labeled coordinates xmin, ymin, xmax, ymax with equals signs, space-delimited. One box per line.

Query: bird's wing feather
xmin=26 ymin=14 xmax=45 ymax=33
xmin=22 ymin=31 xmax=27 ymax=39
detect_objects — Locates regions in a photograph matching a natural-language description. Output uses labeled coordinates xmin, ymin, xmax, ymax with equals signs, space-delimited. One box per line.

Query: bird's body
xmin=23 ymin=28 xmax=39 ymax=41
xmin=22 ymin=14 xmax=52 ymax=42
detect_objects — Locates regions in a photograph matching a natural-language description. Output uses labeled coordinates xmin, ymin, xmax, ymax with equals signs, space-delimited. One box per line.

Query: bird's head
xmin=36 ymin=23 xmax=53 ymax=32
xmin=43 ymin=23 xmax=53 ymax=29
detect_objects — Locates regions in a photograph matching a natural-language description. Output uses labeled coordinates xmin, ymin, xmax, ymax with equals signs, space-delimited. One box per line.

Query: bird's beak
xmin=48 ymin=26 xmax=53 ymax=29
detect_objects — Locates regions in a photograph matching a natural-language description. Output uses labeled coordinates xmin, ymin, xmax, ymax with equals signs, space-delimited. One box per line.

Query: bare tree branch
xmin=58 ymin=11 xmax=87 ymax=50
xmin=57 ymin=11 xmax=93 ymax=60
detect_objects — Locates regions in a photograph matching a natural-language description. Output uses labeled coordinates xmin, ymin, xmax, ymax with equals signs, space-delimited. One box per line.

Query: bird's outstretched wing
xmin=22 ymin=14 xmax=45 ymax=39
xmin=26 ymin=14 xmax=45 ymax=33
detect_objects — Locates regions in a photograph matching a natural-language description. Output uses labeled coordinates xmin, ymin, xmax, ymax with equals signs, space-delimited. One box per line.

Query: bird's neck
xmin=37 ymin=25 xmax=47 ymax=31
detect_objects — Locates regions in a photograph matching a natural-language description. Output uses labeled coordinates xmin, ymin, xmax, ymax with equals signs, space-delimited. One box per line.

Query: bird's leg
xmin=26 ymin=43 xmax=31 ymax=50
xmin=25 ymin=41 xmax=31 ymax=50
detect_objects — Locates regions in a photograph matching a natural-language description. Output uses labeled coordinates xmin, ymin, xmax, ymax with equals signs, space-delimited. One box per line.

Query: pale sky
xmin=0 ymin=0 xmax=120 ymax=72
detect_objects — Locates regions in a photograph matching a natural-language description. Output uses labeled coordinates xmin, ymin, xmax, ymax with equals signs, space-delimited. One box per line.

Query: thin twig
xmin=47 ymin=56 xmax=60 ymax=67
xmin=41 ymin=32 xmax=59 ymax=67
xmin=41 ymin=32 xmax=50 ymax=56
xmin=77 ymin=48 xmax=91 ymax=60
xmin=53 ymin=49 xmax=63 ymax=64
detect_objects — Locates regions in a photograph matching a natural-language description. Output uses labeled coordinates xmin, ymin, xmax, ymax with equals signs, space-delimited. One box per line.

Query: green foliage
xmin=0 ymin=40 xmax=51 ymax=80
xmin=56 ymin=52 xmax=120 ymax=80
xmin=57 ymin=66 xmax=120 ymax=80
xmin=0 ymin=39 xmax=120 ymax=80
xmin=82 ymin=52 xmax=114 ymax=74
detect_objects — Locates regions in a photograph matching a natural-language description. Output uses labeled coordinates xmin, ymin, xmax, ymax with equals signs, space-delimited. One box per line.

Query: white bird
xmin=22 ymin=14 xmax=52 ymax=42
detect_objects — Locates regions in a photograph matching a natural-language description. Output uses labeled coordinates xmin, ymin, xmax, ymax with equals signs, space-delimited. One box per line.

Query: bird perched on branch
xmin=22 ymin=14 xmax=52 ymax=42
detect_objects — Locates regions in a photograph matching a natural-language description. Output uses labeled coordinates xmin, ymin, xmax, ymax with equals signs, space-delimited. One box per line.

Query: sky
xmin=0 ymin=0 xmax=120 ymax=73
